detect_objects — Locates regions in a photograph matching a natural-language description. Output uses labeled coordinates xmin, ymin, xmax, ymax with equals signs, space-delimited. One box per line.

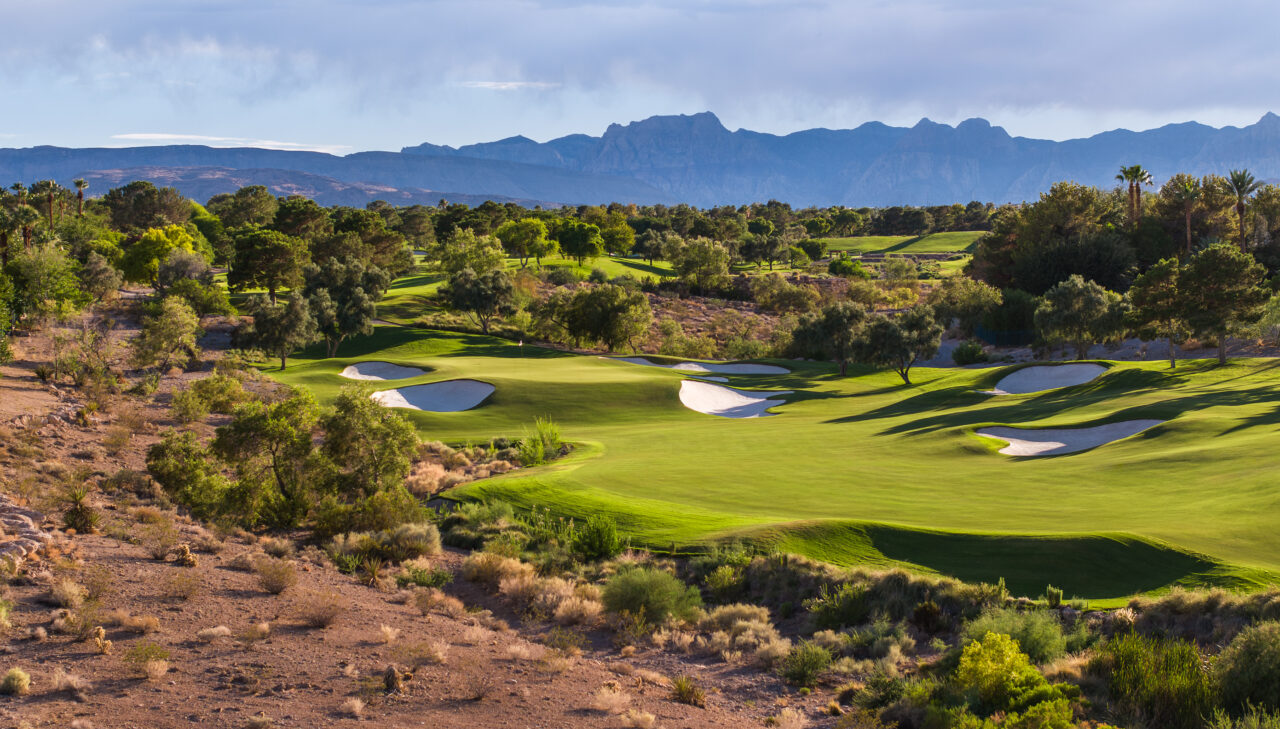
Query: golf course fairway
xmin=271 ymin=325 xmax=1280 ymax=604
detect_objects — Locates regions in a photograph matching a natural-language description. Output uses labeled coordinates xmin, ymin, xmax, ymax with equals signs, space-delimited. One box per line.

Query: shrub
xmin=963 ymin=607 xmax=1067 ymax=664
xmin=140 ymin=519 xmax=180 ymax=560
xmin=781 ymin=641 xmax=833 ymax=687
xmin=951 ymin=340 xmax=988 ymax=365
xmin=955 ymin=632 xmax=1073 ymax=716
xmin=296 ymin=590 xmax=348 ymax=628
xmin=1091 ymin=633 xmax=1211 ymax=729
xmin=1044 ymin=585 xmax=1063 ymax=609
xmin=545 ymin=267 xmax=582 ymax=286
xmin=591 ymin=684 xmax=632 ymax=714
xmin=0 ymin=668 xmax=30 ymax=695
xmin=670 ymin=674 xmax=706 ymax=707
xmin=807 ymin=582 xmax=869 ymax=631
xmin=461 ymin=552 xmax=532 ymax=586
xmin=49 ymin=578 xmax=87 ymax=609
xmin=603 ymin=568 xmax=702 ymax=625
xmin=63 ymin=484 xmax=100 ymax=533
xmin=170 ymin=389 xmax=210 ymax=422
xmin=1216 ymin=621 xmax=1280 ymax=712
xmin=1208 ymin=707 xmax=1280 ymax=729
xmin=397 ymin=564 xmax=454 ymax=589
xmin=125 ymin=642 xmax=171 ymax=680
xmin=571 ymin=515 xmax=622 ymax=561
xmin=254 ymin=558 xmax=297 ymax=595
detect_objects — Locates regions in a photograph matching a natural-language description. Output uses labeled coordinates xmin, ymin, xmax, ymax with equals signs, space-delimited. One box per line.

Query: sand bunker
xmin=977 ymin=420 xmax=1165 ymax=456
xmin=615 ymin=357 xmax=790 ymax=375
xmin=988 ymin=364 xmax=1106 ymax=395
xmin=370 ymin=380 xmax=495 ymax=412
xmin=340 ymin=361 xmax=426 ymax=381
xmin=679 ymin=380 xmax=793 ymax=418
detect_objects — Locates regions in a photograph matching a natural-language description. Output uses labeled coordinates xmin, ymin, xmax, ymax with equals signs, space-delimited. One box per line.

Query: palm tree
xmin=1167 ymin=178 xmax=1202 ymax=257
xmin=1115 ymin=165 xmax=1154 ymax=226
xmin=1227 ymin=169 xmax=1263 ymax=252
xmin=74 ymin=179 xmax=87 ymax=217
xmin=11 ymin=205 xmax=39 ymax=251
xmin=0 ymin=209 xmax=11 ymax=266
xmin=29 ymin=180 xmax=57 ymax=229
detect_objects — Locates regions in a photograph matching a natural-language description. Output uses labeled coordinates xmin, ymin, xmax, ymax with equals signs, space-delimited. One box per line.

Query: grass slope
xmin=819 ymin=231 xmax=985 ymax=255
xmin=271 ymin=325 xmax=1280 ymax=602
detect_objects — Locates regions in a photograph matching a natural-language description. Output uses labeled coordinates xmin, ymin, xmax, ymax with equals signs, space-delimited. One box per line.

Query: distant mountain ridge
xmin=5 ymin=112 xmax=1280 ymax=207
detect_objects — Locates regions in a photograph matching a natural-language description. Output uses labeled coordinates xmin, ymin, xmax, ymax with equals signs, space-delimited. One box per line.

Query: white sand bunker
xmin=679 ymin=380 xmax=793 ymax=418
xmin=341 ymin=361 xmax=426 ymax=381
xmin=988 ymin=364 xmax=1106 ymax=395
xmin=615 ymin=357 xmax=789 ymax=375
xmin=371 ymin=380 xmax=495 ymax=412
xmin=978 ymin=420 xmax=1165 ymax=456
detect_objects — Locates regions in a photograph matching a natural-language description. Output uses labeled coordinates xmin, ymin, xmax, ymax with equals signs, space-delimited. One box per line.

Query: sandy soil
xmin=677 ymin=380 xmax=793 ymax=419
xmin=371 ymin=381 xmax=496 ymax=412
xmin=986 ymin=364 xmax=1107 ymax=395
xmin=614 ymin=358 xmax=790 ymax=376
xmin=977 ymin=419 xmax=1166 ymax=456
xmin=339 ymin=362 xmax=427 ymax=381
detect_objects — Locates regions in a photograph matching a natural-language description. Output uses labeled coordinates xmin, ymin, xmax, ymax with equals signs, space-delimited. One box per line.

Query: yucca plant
xmin=63 ymin=484 xmax=100 ymax=533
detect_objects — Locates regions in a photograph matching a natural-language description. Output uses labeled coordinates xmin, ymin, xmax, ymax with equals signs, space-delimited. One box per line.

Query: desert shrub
xmin=1044 ymin=585 xmax=1064 ymax=609
xmin=1216 ymin=621 xmax=1280 ymax=712
xmin=461 ymin=551 xmax=533 ymax=586
xmin=49 ymin=578 xmax=87 ymax=609
xmin=699 ymin=603 xmax=772 ymax=633
xmin=1208 ymin=708 xmax=1280 ymax=729
xmin=397 ymin=564 xmax=454 ymax=589
xmin=296 ymin=590 xmax=348 ymax=628
xmin=571 ymin=515 xmax=622 ymax=561
xmin=63 ymin=484 xmax=100 ymax=533
xmin=781 ymin=641 xmax=833 ymax=687
xmin=254 ymin=558 xmax=297 ymax=595
xmin=807 ymin=582 xmax=870 ymax=631
xmin=951 ymin=340 xmax=988 ymax=365
xmin=554 ymin=596 xmax=603 ymax=625
xmin=603 ymin=568 xmax=702 ymax=624
xmin=162 ymin=570 xmax=203 ymax=600
xmin=311 ymin=486 xmax=433 ymax=541
xmin=0 ymin=668 xmax=30 ymax=695
xmin=963 ymin=607 xmax=1066 ymax=664
xmin=189 ymin=374 xmax=249 ymax=413
xmin=955 ymin=632 xmax=1075 ymax=717
xmin=170 ymin=389 xmax=210 ymax=422
xmin=544 ymin=267 xmax=583 ymax=286
xmin=670 ymin=674 xmax=706 ymax=707
xmin=140 ymin=519 xmax=179 ymax=560
xmin=125 ymin=642 xmax=170 ymax=680
xmin=1090 ymin=632 xmax=1211 ymax=729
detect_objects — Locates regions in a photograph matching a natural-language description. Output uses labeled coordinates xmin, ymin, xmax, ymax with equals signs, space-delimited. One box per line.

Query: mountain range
xmin=6 ymin=111 xmax=1280 ymax=208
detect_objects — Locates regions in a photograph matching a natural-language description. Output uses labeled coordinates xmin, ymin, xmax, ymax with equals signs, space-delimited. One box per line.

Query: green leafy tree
xmin=558 ymin=219 xmax=604 ymax=266
xmin=212 ymin=390 xmax=321 ymax=528
xmin=6 ymin=243 xmax=86 ymax=322
xmin=321 ymin=385 xmax=419 ymax=497
xmin=1116 ymin=164 xmax=1153 ymax=227
xmin=601 ymin=225 xmax=636 ymax=256
xmin=271 ymin=195 xmax=333 ymax=241
xmin=146 ymin=430 xmax=232 ymax=521
xmin=439 ymin=266 xmax=516 ymax=334
xmin=206 ymin=185 xmax=279 ymax=228
xmin=1127 ymin=258 xmax=1189 ymax=368
xmin=100 ymin=180 xmax=191 ymax=231
xmin=789 ymin=301 xmax=867 ymax=375
xmin=853 ymin=306 xmax=944 ymax=385
xmin=120 ymin=225 xmax=199 ymax=285
xmin=669 ymin=237 xmax=731 ymax=290
xmin=926 ymin=276 xmax=1003 ymax=336
xmin=303 ymin=257 xmax=389 ymax=356
xmin=241 ymin=293 xmax=317 ymax=370
xmin=434 ymin=228 xmax=506 ymax=275
xmin=129 ymin=296 xmax=202 ymax=369
xmin=80 ymin=252 xmax=124 ymax=304
xmin=495 ymin=218 xmax=550 ymax=267
xmin=229 ymin=227 xmax=309 ymax=303
xmin=1034 ymin=275 xmax=1126 ymax=360
xmin=1166 ymin=176 xmax=1203 ymax=257
xmin=1181 ymin=242 xmax=1269 ymax=363
xmin=537 ymin=284 xmax=653 ymax=351
xmin=1227 ymin=169 xmax=1264 ymax=252
xmin=326 ymin=206 xmax=413 ymax=275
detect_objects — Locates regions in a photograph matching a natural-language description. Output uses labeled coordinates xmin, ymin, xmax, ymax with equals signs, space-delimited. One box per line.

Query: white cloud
xmin=459 ymin=81 xmax=561 ymax=91
xmin=109 ymin=133 xmax=351 ymax=154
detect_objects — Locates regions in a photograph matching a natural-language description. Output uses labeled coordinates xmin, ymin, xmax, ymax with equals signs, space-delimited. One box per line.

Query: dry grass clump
xmin=539 ymin=654 xmax=575 ymax=674
xmin=246 ymin=714 xmax=273 ymax=729
xmin=237 ymin=622 xmax=271 ymax=649
xmin=296 ymin=590 xmax=348 ymax=628
xmin=768 ymin=708 xmax=807 ymax=729
xmin=396 ymin=639 xmax=449 ymax=667
xmin=461 ymin=552 xmax=533 ymax=586
xmin=555 ymin=596 xmax=604 ymax=626
xmin=669 ymin=674 xmax=706 ymax=707
xmin=197 ymin=625 xmax=232 ymax=643
xmin=260 ymin=537 xmax=294 ymax=558
xmin=378 ymin=624 xmax=400 ymax=644
xmin=505 ymin=643 xmax=539 ymax=662
xmin=634 ymin=668 xmax=669 ymax=687
xmin=49 ymin=578 xmax=87 ymax=609
xmin=122 ymin=614 xmax=161 ymax=634
xmin=412 ymin=588 xmax=466 ymax=618
xmin=461 ymin=626 xmax=490 ymax=645
xmin=1041 ymin=653 xmax=1090 ymax=682
xmin=341 ymin=696 xmax=365 ymax=718
xmin=698 ymin=603 xmax=770 ymax=633
xmin=140 ymin=519 xmax=179 ymax=560
xmin=162 ymin=570 xmax=204 ymax=600
xmin=52 ymin=668 xmax=91 ymax=701
xmin=619 ymin=709 xmax=657 ymax=729
xmin=0 ymin=668 xmax=31 ymax=695
xmin=228 ymin=552 xmax=262 ymax=572
xmin=253 ymin=557 xmax=297 ymax=595
xmin=591 ymin=684 xmax=632 ymax=714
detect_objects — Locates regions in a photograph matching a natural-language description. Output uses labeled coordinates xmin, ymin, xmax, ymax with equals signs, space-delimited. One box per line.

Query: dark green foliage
xmin=228 ymin=226 xmax=308 ymax=302
xmin=1044 ymin=585 xmax=1063 ymax=608
xmin=557 ymin=219 xmax=604 ymax=265
xmin=167 ymin=278 xmax=233 ymax=317
xmin=101 ymin=181 xmax=190 ymax=231
xmin=570 ymin=515 xmax=621 ymax=561
xmin=780 ymin=641 xmax=832 ymax=687
xmin=543 ymin=266 xmax=583 ymax=286
xmin=304 ymin=256 xmax=390 ymax=356
xmin=1215 ymin=621 xmax=1280 ymax=712
xmin=603 ymin=567 xmax=702 ymax=624
xmin=962 ymin=607 xmax=1066 ymax=664
xmin=951 ymin=340 xmax=987 ymax=365
xmin=1181 ymin=242 xmax=1270 ymax=363
xmin=853 ymin=305 xmax=943 ymax=384
xmin=807 ymin=582 xmax=870 ymax=630
xmin=911 ymin=599 xmax=948 ymax=633
xmin=321 ymin=385 xmax=419 ymax=496
xmin=62 ymin=483 xmax=100 ymax=533
xmin=440 ymin=266 xmax=516 ymax=334
xmin=396 ymin=564 xmax=453 ymax=589
xmin=1034 ymin=274 xmax=1126 ymax=359
xmin=1091 ymin=632 xmax=1212 ymax=729
xmin=240 ymin=293 xmax=317 ymax=370
xmin=669 ymin=674 xmax=706 ymax=707
xmin=536 ymin=284 xmax=653 ymax=351
xmin=146 ymin=430 xmax=232 ymax=521
xmin=789 ymin=301 xmax=867 ymax=375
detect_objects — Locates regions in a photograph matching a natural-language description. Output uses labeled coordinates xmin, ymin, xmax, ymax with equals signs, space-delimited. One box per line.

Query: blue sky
xmin=4 ymin=0 xmax=1278 ymax=153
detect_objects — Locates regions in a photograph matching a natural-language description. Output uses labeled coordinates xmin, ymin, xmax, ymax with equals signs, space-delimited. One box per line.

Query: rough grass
xmin=271 ymin=325 xmax=1280 ymax=601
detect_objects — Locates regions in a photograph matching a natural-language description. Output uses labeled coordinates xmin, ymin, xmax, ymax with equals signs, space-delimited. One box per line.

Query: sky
xmin=3 ymin=0 xmax=1279 ymax=154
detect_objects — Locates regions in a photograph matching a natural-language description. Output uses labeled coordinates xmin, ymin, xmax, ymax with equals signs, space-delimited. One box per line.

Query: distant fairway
xmin=272 ymin=327 xmax=1280 ymax=603
xmin=819 ymin=231 xmax=985 ymax=255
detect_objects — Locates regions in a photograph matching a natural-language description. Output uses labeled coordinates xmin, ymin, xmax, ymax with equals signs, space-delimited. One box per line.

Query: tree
xmin=212 ymin=391 xmax=320 ymax=528
xmin=100 ymin=181 xmax=190 ymax=231
xmin=29 ymin=180 xmax=59 ymax=228
xmin=80 ymin=252 xmax=123 ymax=304
xmin=241 ymin=293 xmax=317 ymax=370
xmin=321 ymin=385 xmax=419 ymax=497
xmin=271 ymin=195 xmax=333 ymax=241
xmin=1127 ymin=258 xmax=1188 ymax=368
xmin=1034 ymin=275 xmax=1126 ymax=360
xmin=668 ymin=237 xmax=730 ymax=290
xmin=853 ymin=306 xmax=943 ymax=385
xmin=229 ymin=227 xmax=308 ymax=303
xmin=789 ymin=301 xmax=867 ymax=375
xmin=303 ymin=257 xmax=390 ymax=356
xmin=11 ymin=205 xmax=38 ymax=250
xmin=439 ymin=267 xmax=516 ymax=334
xmin=6 ymin=243 xmax=85 ymax=322
xmin=327 ymin=206 xmax=413 ymax=275
xmin=1116 ymin=165 xmax=1153 ymax=227
xmin=926 ymin=276 xmax=1003 ymax=336
xmin=156 ymin=248 xmax=213 ymax=294
xmin=601 ymin=225 xmax=635 ymax=256
xmin=121 ymin=225 xmax=199 ymax=285
xmin=434 ymin=228 xmax=506 ymax=275
xmin=73 ymin=179 xmax=87 ymax=217
xmin=1180 ymin=243 xmax=1269 ymax=364
xmin=558 ymin=219 xmax=604 ymax=266
xmin=207 ymin=185 xmax=278 ymax=228
xmin=1165 ymin=177 xmax=1203 ymax=257
xmin=537 ymin=284 xmax=653 ymax=351
xmin=634 ymin=229 xmax=672 ymax=266
xmin=495 ymin=218 xmax=550 ymax=267
xmin=1227 ymin=169 xmax=1263 ymax=252
xmin=129 ymin=296 xmax=202 ymax=369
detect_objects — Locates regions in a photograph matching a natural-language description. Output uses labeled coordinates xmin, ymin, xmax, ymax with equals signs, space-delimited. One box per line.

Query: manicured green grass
xmin=820 ymin=231 xmax=985 ymax=255
xmin=269 ymin=325 xmax=1280 ymax=602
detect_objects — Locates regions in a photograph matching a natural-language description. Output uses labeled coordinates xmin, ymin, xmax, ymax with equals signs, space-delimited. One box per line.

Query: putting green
xmin=817 ymin=231 xmax=985 ymax=255
xmin=271 ymin=326 xmax=1280 ymax=602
